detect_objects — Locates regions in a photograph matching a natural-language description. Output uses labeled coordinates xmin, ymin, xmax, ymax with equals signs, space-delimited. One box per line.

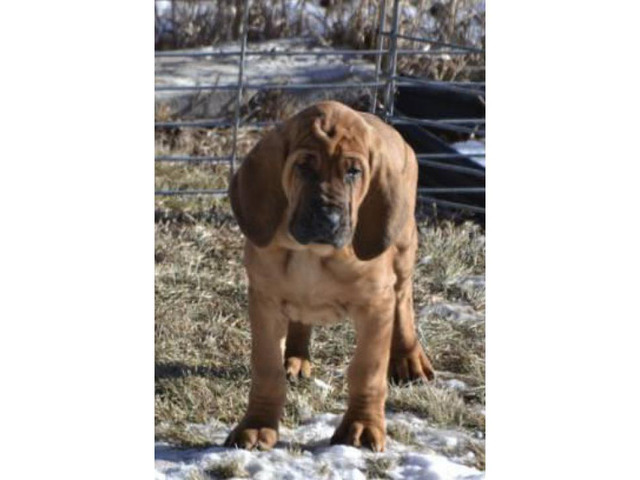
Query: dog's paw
xmin=330 ymin=418 xmax=385 ymax=452
xmin=285 ymin=355 xmax=312 ymax=381
xmin=389 ymin=344 xmax=435 ymax=384
xmin=224 ymin=425 xmax=278 ymax=450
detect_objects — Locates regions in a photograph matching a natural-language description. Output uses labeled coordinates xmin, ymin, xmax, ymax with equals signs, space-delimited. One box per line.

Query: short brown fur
xmin=226 ymin=101 xmax=434 ymax=452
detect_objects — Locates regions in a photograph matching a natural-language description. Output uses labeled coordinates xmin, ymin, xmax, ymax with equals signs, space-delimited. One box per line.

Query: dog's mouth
xmin=289 ymin=204 xmax=351 ymax=249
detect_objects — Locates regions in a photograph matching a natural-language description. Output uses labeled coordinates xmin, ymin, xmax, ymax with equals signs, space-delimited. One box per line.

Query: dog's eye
xmin=345 ymin=167 xmax=361 ymax=181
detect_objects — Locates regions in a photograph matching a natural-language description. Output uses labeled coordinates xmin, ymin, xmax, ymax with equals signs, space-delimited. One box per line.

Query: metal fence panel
xmin=155 ymin=0 xmax=485 ymax=215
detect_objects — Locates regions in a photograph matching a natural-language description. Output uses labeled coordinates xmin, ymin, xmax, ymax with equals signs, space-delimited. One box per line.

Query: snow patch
xmin=442 ymin=379 xmax=469 ymax=392
xmin=156 ymin=413 xmax=484 ymax=479
xmin=393 ymin=452 xmax=483 ymax=480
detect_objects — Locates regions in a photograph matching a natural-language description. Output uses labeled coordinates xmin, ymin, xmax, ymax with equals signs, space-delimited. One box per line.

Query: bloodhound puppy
xmin=226 ymin=101 xmax=434 ymax=452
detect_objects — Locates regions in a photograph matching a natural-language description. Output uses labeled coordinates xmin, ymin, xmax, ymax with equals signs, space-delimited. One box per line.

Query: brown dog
xmin=225 ymin=101 xmax=434 ymax=452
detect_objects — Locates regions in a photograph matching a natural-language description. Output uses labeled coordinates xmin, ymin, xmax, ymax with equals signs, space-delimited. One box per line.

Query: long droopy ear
xmin=352 ymin=115 xmax=417 ymax=260
xmin=229 ymin=127 xmax=288 ymax=247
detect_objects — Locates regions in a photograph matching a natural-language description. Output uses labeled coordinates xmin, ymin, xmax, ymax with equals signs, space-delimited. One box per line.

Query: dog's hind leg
xmin=284 ymin=322 xmax=313 ymax=380
xmin=388 ymin=231 xmax=435 ymax=384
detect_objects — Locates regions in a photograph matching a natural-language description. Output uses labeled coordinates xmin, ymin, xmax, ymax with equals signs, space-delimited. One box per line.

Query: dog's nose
xmin=322 ymin=208 xmax=341 ymax=233
xmin=291 ymin=204 xmax=343 ymax=245
xmin=311 ymin=204 xmax=342 ymax=240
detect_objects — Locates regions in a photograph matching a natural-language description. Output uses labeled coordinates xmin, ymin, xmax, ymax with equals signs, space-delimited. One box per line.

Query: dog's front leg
xmin=225 ymin=288 xmax=287 ymax=450
xmin=331 ymin=291 xmax=394 ymax=452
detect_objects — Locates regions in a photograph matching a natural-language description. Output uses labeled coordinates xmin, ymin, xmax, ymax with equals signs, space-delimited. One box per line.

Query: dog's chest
xmin=276 ymin=252 xmax=344 ymax=325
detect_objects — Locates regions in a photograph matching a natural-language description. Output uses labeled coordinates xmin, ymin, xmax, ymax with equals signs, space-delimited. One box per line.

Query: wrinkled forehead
xmin=289 ymin=106 xmax=370 ymax=158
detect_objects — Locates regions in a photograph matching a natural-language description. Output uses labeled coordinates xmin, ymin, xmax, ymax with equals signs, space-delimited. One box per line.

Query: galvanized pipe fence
xmin=155 ymin=0 xmax=485 ymax=214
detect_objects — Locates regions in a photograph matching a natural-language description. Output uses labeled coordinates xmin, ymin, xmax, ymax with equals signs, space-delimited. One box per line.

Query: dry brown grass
xmin=204 ymin=457 xmax=249 ymax=479
xmin=154 ymin=125 xmax=261 ymax=214
xmin=387 ymin=421 xmax=419 ymax=446
xmin=156 ymin=1 xmax=484 ymax=48
xmin=154 ymin=110 xmax=485 ymax=465
xmin=365 ymin=456 xmax=397 ymax=479
xmin=154 ymin=212 xmax=485 ymax=448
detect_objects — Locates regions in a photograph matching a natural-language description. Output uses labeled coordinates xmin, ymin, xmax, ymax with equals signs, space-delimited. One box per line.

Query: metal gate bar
xmin=155 ymin=48 xmax=476 ymax=58
xmin=155 ymin=116 xmax=483 ymax=129
xmin=371 ymin=0 xmax=387 ymax=113
xmin=229 ymin=0 xmax=250 ymax=177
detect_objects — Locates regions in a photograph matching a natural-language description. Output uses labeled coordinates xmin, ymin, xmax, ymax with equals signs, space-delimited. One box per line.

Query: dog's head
xmin=230 ymin=101 xmax=415 ymax=260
